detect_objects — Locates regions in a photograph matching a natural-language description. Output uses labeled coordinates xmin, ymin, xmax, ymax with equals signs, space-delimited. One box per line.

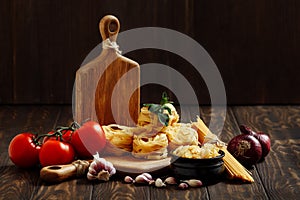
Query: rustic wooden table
xmin=0 ymin=105 xmax=299 ymax=200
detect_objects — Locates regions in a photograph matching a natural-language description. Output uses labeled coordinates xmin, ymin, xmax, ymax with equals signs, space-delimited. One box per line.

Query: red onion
xmin=239 ymin=125 xmax=256 ymax=135
xmin=239 ymin=125 xmax=271 ymax=160
xmin=255 ymin=132 xmax=271 ymax=159
xmin=227 ymin=134 xmax=262 ymax=167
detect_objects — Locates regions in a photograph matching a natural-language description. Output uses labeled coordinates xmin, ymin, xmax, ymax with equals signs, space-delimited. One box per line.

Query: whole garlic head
xmin=87 ymin=152 xmax=116 ymax=181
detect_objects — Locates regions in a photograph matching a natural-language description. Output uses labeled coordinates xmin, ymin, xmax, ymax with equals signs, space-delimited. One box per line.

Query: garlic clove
xmin=183 ymin=179 xmax=203 ymax=188
xmin=87 ymin=172 xmax=97 ymax=180
xmin=89 ymin=161 xmax=97 ymax=169
xmin=141 ymin=173 xmax=152 ymax=180
xmin=94 ymin=158 xmax=106 ymax=169
xmin=135 ymin=174 xmax=151 ymax=184
xmin=155 ymin=178 xmax=166 ymax=188
xmin=124 ymin=176 xmax=134 ymax=183
xmin=88 ymin=167 xmax=97 ymax=175
xmin=164 ymin=177 xmax=177 ymax=185
xmin=178 ymin=182 xmax=189 ymax=190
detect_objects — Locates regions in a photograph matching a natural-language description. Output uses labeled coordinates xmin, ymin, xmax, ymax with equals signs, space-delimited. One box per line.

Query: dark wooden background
xmin=0 ymin=0 xmax=299 ymax=105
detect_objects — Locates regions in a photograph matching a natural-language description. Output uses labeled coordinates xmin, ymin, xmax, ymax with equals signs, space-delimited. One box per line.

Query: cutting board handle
xmin=99 ymin=15 xmax=120 ymax=42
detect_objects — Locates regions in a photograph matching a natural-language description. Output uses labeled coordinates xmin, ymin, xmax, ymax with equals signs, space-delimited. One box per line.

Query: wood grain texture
xmin=233 ymin=106 xmax=300 ymax=199
xmin=11 ymin=0 xmax=40 ymax=103
xmin=0 ymin=0 xmax=299 ymax=104
xmin=92 ymin=181 xmax=151 ymax=199
xmin=0 ymin=0 xmax=13 ymax=103
xmin=199 ymin=106 xmax=234 ymax=143
xmin=193 ymin=0 xmax=300 ymax=105
xmin=75 ymin=15 xmax=140 ymax=126
xmin=0 ymin=105 xmax=299 ymax=200
xmin=150 ymin=186 xmax=208 ymax=200
xmin=0 ymin=106 xmax=60 ymax=200
xmin=33 ymin=106 xmax=93 ymax=200
xmin=94 ymin=55 xmax=140 ymax=126
xmin=200 ymin=107 xmax=268 ymax=200
xmin=34 ymin=1 xmax=85 ymax=104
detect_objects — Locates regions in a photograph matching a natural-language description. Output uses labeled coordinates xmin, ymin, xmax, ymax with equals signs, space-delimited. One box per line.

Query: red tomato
xmin=39 ymin=139 xmax=75 ymax=167
xmin=71 ymin=121 xmax=106 ymax=158
xmin=8 ymin=133 xmax=41 ymax=168
xmin=42 ymin=131 xmax=56 ymax=143
xmin=61 ymin=129 xmax=73 ymax=142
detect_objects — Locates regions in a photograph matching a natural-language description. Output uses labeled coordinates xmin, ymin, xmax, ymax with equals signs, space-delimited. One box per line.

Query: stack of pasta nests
xmin=102 ymin=103 xmax=218 ymax=159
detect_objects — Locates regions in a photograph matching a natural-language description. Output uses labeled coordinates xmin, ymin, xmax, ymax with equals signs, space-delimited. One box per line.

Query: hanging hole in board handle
xmin=99 ymin=15 xmax=120 ymax=42
xmin=48 ymin=166 xmax=62 ymax=170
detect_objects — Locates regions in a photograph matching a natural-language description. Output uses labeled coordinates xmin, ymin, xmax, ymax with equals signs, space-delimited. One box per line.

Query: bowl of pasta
xmin=170 ymin=144 xmax=225 ymax=184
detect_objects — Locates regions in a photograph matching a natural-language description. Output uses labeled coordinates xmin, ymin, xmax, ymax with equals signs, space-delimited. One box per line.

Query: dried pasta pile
xmin=172 ymin=144 xmax=220 ymax=159
xmin=103 ymin=104 xmax=200 ymax=160
xmin=102 ymin=103 xmax=254 ymax=183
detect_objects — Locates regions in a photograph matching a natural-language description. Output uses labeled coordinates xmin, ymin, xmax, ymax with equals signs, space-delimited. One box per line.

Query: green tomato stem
xmin=33 ymin=121 xmax=80 ymax=145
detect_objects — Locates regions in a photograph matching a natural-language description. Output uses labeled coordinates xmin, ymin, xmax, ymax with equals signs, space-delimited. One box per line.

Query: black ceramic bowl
xmin=170 ymin=150 xmax=225 ymax=185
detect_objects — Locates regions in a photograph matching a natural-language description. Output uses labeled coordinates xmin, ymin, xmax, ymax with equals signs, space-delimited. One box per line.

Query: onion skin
xmin=227 ymin=134 xmax=262 ymax=167
xmin=239 ymin=125 xmax=271 ymax=160
xmin=256 ymin=132 xmax=271 ymax=160
xmin=239 ymin=125 xmax=256 ymax=135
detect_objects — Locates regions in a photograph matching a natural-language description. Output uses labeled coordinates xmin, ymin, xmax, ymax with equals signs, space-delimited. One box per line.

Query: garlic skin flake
xmin=87 ymin=152 xmax=116 ymax=181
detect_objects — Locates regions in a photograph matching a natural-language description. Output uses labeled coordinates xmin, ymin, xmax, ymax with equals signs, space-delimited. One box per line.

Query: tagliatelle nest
xmin=132 ymin=133 xmax=169 ymax=154
xmin=102 ymin=101 xmax=207 ymax=160
xmin=102 ymin=124 xmax=134 ymax=155
xmin=164 ymin=123 xmax=199 ymax=151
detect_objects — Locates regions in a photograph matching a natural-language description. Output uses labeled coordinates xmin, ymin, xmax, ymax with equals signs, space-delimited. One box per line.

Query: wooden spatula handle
xmin=99 ymin=15 xmax=120 ymax=42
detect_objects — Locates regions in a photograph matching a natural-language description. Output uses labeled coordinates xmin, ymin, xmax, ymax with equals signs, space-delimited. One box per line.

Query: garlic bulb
xmin=87 ymin=152 xmax=116 ymax=181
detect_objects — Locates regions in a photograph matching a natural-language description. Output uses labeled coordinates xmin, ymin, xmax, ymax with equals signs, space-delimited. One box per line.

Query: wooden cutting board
xmin=104 ymin=156 xmax=171 ymax=174
xmin=40 ymin=156 xmax=171 ymax=183
xmin=74 ymin=15 xmax=140 ymax=126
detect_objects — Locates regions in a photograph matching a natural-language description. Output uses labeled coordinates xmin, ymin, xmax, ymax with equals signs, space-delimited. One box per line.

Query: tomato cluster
xmin=8 ymin=121 xmax=106 ymax=168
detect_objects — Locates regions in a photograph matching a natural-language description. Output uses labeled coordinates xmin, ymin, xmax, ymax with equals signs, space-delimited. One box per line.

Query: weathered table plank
xmin=92 ymin=180 xmax=151 ymax=200
xmin=32 ymin=106 xmax=93 ymax=200
xmin=200 ymin=106 xmax=269 ymax=200
xmin=150 ymin=186 xmax=209 ymax=200
xmin=0 ymin=105 xmax=299 ymax=200
xmin=0 ymin=106 xmax=60 ymax=200
xmin=233 ymin=106 xmax=300 ymax=200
